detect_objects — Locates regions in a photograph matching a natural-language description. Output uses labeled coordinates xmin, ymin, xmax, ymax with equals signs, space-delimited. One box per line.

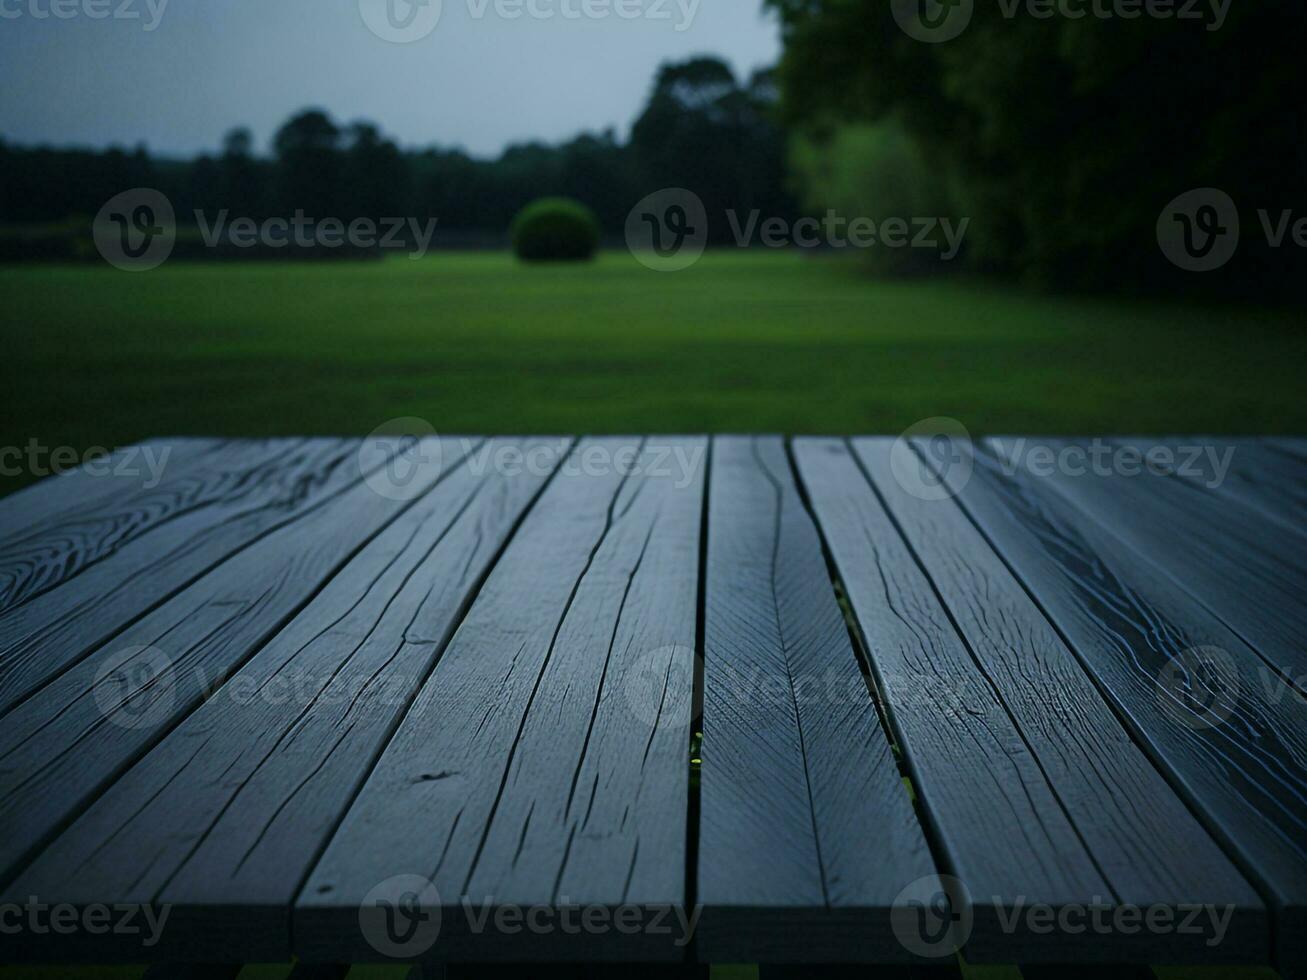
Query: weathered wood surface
xmin=983 ymin=437 xmax=1307 ymax=684
xmin=937 ymin=437 xmax=1307 ymax=968
xmin=794 ymin=438 xmax=1266 ymax=964
xmin=0 ymin=438 xmax=222 ymax=552
xmin=0 ymin=437 xmax=471 ymax=887
xmin=697 ymin=436 xmax=935 ymax=963
xmin=0 ymin=438 xmax=296 ymax=613
xmin=0 ymin=438 xmax=363 ymax=713
xmin=5 ymin=438 xmax=561 ymax=962
xmin=0 ymin=434 xmax=1301 ymax=969
xmin=298 ymin=438 xmax=708 ymax=964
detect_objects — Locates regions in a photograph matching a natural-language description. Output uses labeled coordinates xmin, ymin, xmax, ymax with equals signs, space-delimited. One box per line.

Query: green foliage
xmin=766 ymin=1 xmax=1307 ymax=296
xmin=790 ymin=119 xmax=961 ymax=275
xmin=510 ymin=197 xmax=601 ymax=262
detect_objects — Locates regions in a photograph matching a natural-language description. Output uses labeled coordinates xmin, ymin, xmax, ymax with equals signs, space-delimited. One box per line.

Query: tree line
xmin=0 ymin=57 xmax=794 ymax=246
xmin=766 ymin=0 xmax=1305 ymax=299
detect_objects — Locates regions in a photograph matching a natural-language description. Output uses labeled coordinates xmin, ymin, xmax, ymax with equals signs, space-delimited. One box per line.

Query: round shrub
xmin=511 ymin=198 xmax=600 ymax=262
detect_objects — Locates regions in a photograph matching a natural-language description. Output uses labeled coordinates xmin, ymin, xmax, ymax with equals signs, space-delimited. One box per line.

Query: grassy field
xmin=2 ymin=250 xmax=1304 ymax=494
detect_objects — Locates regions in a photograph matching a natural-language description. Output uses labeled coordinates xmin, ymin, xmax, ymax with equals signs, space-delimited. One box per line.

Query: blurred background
xmin=1 ymin=0 xmax=1304 ymax=495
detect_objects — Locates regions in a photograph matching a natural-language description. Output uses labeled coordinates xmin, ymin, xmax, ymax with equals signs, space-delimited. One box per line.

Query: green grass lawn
xmin=2 ymin=250 xmax=1304 ymax=495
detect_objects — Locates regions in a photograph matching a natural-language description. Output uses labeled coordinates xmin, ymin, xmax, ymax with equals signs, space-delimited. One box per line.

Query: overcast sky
xmin=0 ymin=0 xmax=780 ymax=158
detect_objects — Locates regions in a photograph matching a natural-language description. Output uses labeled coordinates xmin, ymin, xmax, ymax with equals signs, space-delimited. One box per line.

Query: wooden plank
xmin=0 ymin=436 xmax=477 ymax=889
xmin=297 ymin=437 xmax=707 ymax=964
xmin=0 ymin=438 xmax=223 ymax=541
xmin=935 ymin=438 xmax=1305 ymax=969
xmin=1263 ymin=437 xmax=1307 ymax=465
xmin=794 ymin=437 xmax=1265 ymax=964
xmin=983 ymin=437 xmax=1307 ymax=684
xmin=1110 ymin=437 xmax=1307 ymax=538
xmin=0 ymin=438 xmax=370 ymax=714
xmin=697 ymin=436 xmax=934 ymax=964
xmin=0 ymin=438 xmax=306 ymax=613
xmin=3 ymin=438 xmax=563 ymax=963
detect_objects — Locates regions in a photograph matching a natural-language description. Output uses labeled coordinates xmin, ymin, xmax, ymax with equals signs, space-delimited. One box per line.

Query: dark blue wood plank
xmin=3 ymin=439 xmax=561 ymax=963
xmin=296 ymin=438 xmax=707 ymax=964
xmin=699 ymin=436 xmax=935 ymax=964
xmin=932 ymin=437 xmax=1304 ymax=970
xmin=794 ymin=437 xmax=1265 ymax=965
xmin=0 ymin=437 xmax=475 ymax=890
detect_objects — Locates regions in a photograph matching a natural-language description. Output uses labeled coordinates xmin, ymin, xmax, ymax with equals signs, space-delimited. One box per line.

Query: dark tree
xmin=273 ymin=109 xmax=343 ymax=216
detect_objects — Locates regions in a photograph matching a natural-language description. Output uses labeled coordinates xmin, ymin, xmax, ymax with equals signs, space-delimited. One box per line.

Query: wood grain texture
xmin=1110 ymin=437 xmax=1307 ymax=538
xmin=943 ymin=438 xmax=1304 ymax=969
xmin=796 ymin=437 xmax=1264 ymax=964
xmin=0 ymin=437 xmax=474 ymax=891
xmin=698 ymin=436 xmax=934 ymax=964
xmin=0 ymin=439 xmax=302 ymax=614
xmin=297 ymin=438 xmax=708 ymax=964
xmin=3 ymin=439 xmax=561 ymax=964
xmin=0 ymin=438 xmax=369 ymax=714
xmin=1263 ymin=437 xmax=1307 ymax=464
xmin=0 ymin=439 xmax=223 ymax=545
xmin=983 ymin=437 xmax=1307 ymax=684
